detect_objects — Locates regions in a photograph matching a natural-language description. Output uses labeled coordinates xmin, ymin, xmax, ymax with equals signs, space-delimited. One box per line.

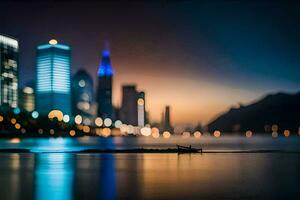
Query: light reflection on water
xmin=0 ymin=153 xmax=299 ymax=199
xmin=0 ymin=137 xmax=300 ymax=199
xmin=0 ymin=135 xmax=300 ymax=152
xmin=35 ymin=153 xmax=74 ymax=200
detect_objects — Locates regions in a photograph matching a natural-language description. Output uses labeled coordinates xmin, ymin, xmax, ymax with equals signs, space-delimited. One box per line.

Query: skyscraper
xmin=72 ymin=69 xmax=93 ymax=117
xmin=97 ymin=49 xmax=114 ymax=119
xmin=119 ymin=85 xmax=147 ymax=126
xmin=19 ymin=86 xmax=35 ymax=112
xmin=36 ymin=39 xmax=71 ymax=115
xmin=120 ymin=85 xmax=138 ymax=125
xmin=0 ymin=34 xmax=19 ymax=108
xmin=163 ymin=105 xmax=173 ymax=133
xmin=137 ymin=91 xmax=146 ymax=127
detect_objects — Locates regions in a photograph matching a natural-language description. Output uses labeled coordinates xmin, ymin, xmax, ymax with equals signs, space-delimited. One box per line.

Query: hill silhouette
xmin=207 ymin=92 xmax=300 ymax=133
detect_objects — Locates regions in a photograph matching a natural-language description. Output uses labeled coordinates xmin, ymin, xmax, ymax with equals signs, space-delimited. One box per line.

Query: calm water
xmin=0 ymin=136 xmax=299 ymax=200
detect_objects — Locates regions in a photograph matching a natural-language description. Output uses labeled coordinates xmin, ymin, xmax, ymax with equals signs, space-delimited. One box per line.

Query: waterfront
xmin=0 ymin=136 xmax=299 ymax=200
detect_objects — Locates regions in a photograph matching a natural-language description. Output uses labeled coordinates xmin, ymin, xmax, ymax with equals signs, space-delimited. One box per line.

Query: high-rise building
xmin=0 ymin=34 xmax=19 ymax=108
xmin=120 ymin=85 xmax=147 ymax=126
xmin=163 ymin=105 xmax=173 ymax=133
xmin=36 ymin=39 xmax=71 ymax=115
xmin=137 ymin=91 xmax=146 ymax=127
xmin=120 ymin=85 xmax=138 ymax=125
xmin=72 ymin=69 xmax=93 ymax=117
xmin=97 ymin=49 xmax=114 ymax=119
xmin=19 ymin=86 xmax=35 ymax=112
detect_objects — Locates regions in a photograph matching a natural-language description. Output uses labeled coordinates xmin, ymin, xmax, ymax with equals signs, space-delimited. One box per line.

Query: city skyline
xmin=1 ymin=1 xmax=300 ymax=125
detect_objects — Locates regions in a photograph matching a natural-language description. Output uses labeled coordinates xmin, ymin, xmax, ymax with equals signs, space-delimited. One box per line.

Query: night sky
xmin=1 ymin=0 xmax=300 ymax=125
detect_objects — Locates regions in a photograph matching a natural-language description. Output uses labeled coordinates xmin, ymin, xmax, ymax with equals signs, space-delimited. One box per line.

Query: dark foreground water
xmin=0 ymin=136 xmax=300 ymax=200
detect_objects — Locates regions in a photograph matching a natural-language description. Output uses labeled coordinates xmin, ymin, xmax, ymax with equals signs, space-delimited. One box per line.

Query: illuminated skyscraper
xmin=36 ymin=39 xmax=71 ymax=115
xmin=137 ymin=92 xmax=146 ymax=127
xmin=97 ymin=49 xmax=114 ymax=119
xmin=19 ymin=86 xmax=35 ymax=112
xmin=72 ymin=69 xmax=93 ymax=117
xmin=0 ymin=34 xmax=19 ymax=108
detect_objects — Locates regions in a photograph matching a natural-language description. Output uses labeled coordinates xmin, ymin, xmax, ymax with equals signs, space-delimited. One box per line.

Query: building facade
xmin=162 ymin=105 xmax=174 ymax=133
xmin=120 ymin=85 xmax=146 ymax=126
xmin=72 ymin=69 xmax=93 ymax=117
xmin=97 ymin=49 xmax=114 ymax=119
xmin=0 ymin=34 xmax=19 ymax=108
xmin=19 ymin=86 xmax=35 ymax=112
xmin=36 ymin=39 xmax=71 ymax=115
xmin=137 ymin=91 xmax=146 ymax=127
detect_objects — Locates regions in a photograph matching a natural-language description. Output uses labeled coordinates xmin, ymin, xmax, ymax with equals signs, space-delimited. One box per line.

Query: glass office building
xmin=36 ymin=40 xmax=71 ymax=115
xmin=0 ymin=34 xmax=19 ymax=108
xmin=72 ymin=69 xmax=93 ymax=117
xmin=97 ymin=49 xmax=114 ymax=119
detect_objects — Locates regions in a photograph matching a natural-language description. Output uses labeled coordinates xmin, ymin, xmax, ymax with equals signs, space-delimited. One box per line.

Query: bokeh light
xmin=245 ymin=130 xmax=253 ymax=138
xmin=283 ymin=130 xmax=290 ymax=137
xmin=163 ymin=131 xmax=171 ymax=139
xmin=193 ymin=131 xmax=202 ymax=138
xmin=49 ymin=129 xmax=55 ymax=135
xmin=140 ymin=127 xmax=151 ymax=136
xmin=272 ymin=131 xmax=278 ymax=138
xmin=104 ymin=118 xmax=112 ymax=127
xmin=114 ymin=120 xmax=122 ymax=128
xmin=48 ymin=110 xmax=63 ymax=121
xmin=63 ymin=115 xmax=70 ymax=123
xmin=15 ymin=123 xmax=21 ymax=129
xmin=213 ymin=130 xmax=221 ymax=138
xmin=31 ymin=111 xmax=39 ymax=119
xmin=182 ymin=131 xmax=190 ymax=138
xmin=11 ymin=118 xmax=16 ymax=124
xmin=102 ymin=128 xmax=111 ymax=137
xmin=83 ymin=126 xmax=90 ymax=133
xmin=95 ymin=117 xmax=103 ymax=127
xmin=75 ymin=115 xmax=82 ymax=124
xmin=69 ymin=130 xmax=76 ymax=137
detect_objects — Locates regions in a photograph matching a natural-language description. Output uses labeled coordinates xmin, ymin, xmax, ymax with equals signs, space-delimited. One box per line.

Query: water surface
xmin=0 ymin=136 xmax=299 ymax=200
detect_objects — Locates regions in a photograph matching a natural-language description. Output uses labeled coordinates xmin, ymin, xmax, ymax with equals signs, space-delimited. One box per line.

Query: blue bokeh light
xmin=32 ymin=111 xmax=39 ymax=119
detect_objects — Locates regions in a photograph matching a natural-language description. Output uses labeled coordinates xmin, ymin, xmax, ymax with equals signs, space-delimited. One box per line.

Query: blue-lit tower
xmin=36 ymin=39 xmax=71 ymax=115
xmin=97 ymin=49 xmax=114 ymax=119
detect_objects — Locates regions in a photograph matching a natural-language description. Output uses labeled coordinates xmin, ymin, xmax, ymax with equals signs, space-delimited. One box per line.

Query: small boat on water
xmin=176 ymin=145 xmax=202 ymax=153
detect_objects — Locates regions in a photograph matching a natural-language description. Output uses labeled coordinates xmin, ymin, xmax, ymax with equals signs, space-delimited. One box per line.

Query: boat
xmin=176 ymin=145 xmax=202 ymax=153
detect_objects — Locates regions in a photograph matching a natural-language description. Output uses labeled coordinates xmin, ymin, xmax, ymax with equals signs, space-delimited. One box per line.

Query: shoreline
xmin=0 ymin=148 xmax=300 ymax=154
